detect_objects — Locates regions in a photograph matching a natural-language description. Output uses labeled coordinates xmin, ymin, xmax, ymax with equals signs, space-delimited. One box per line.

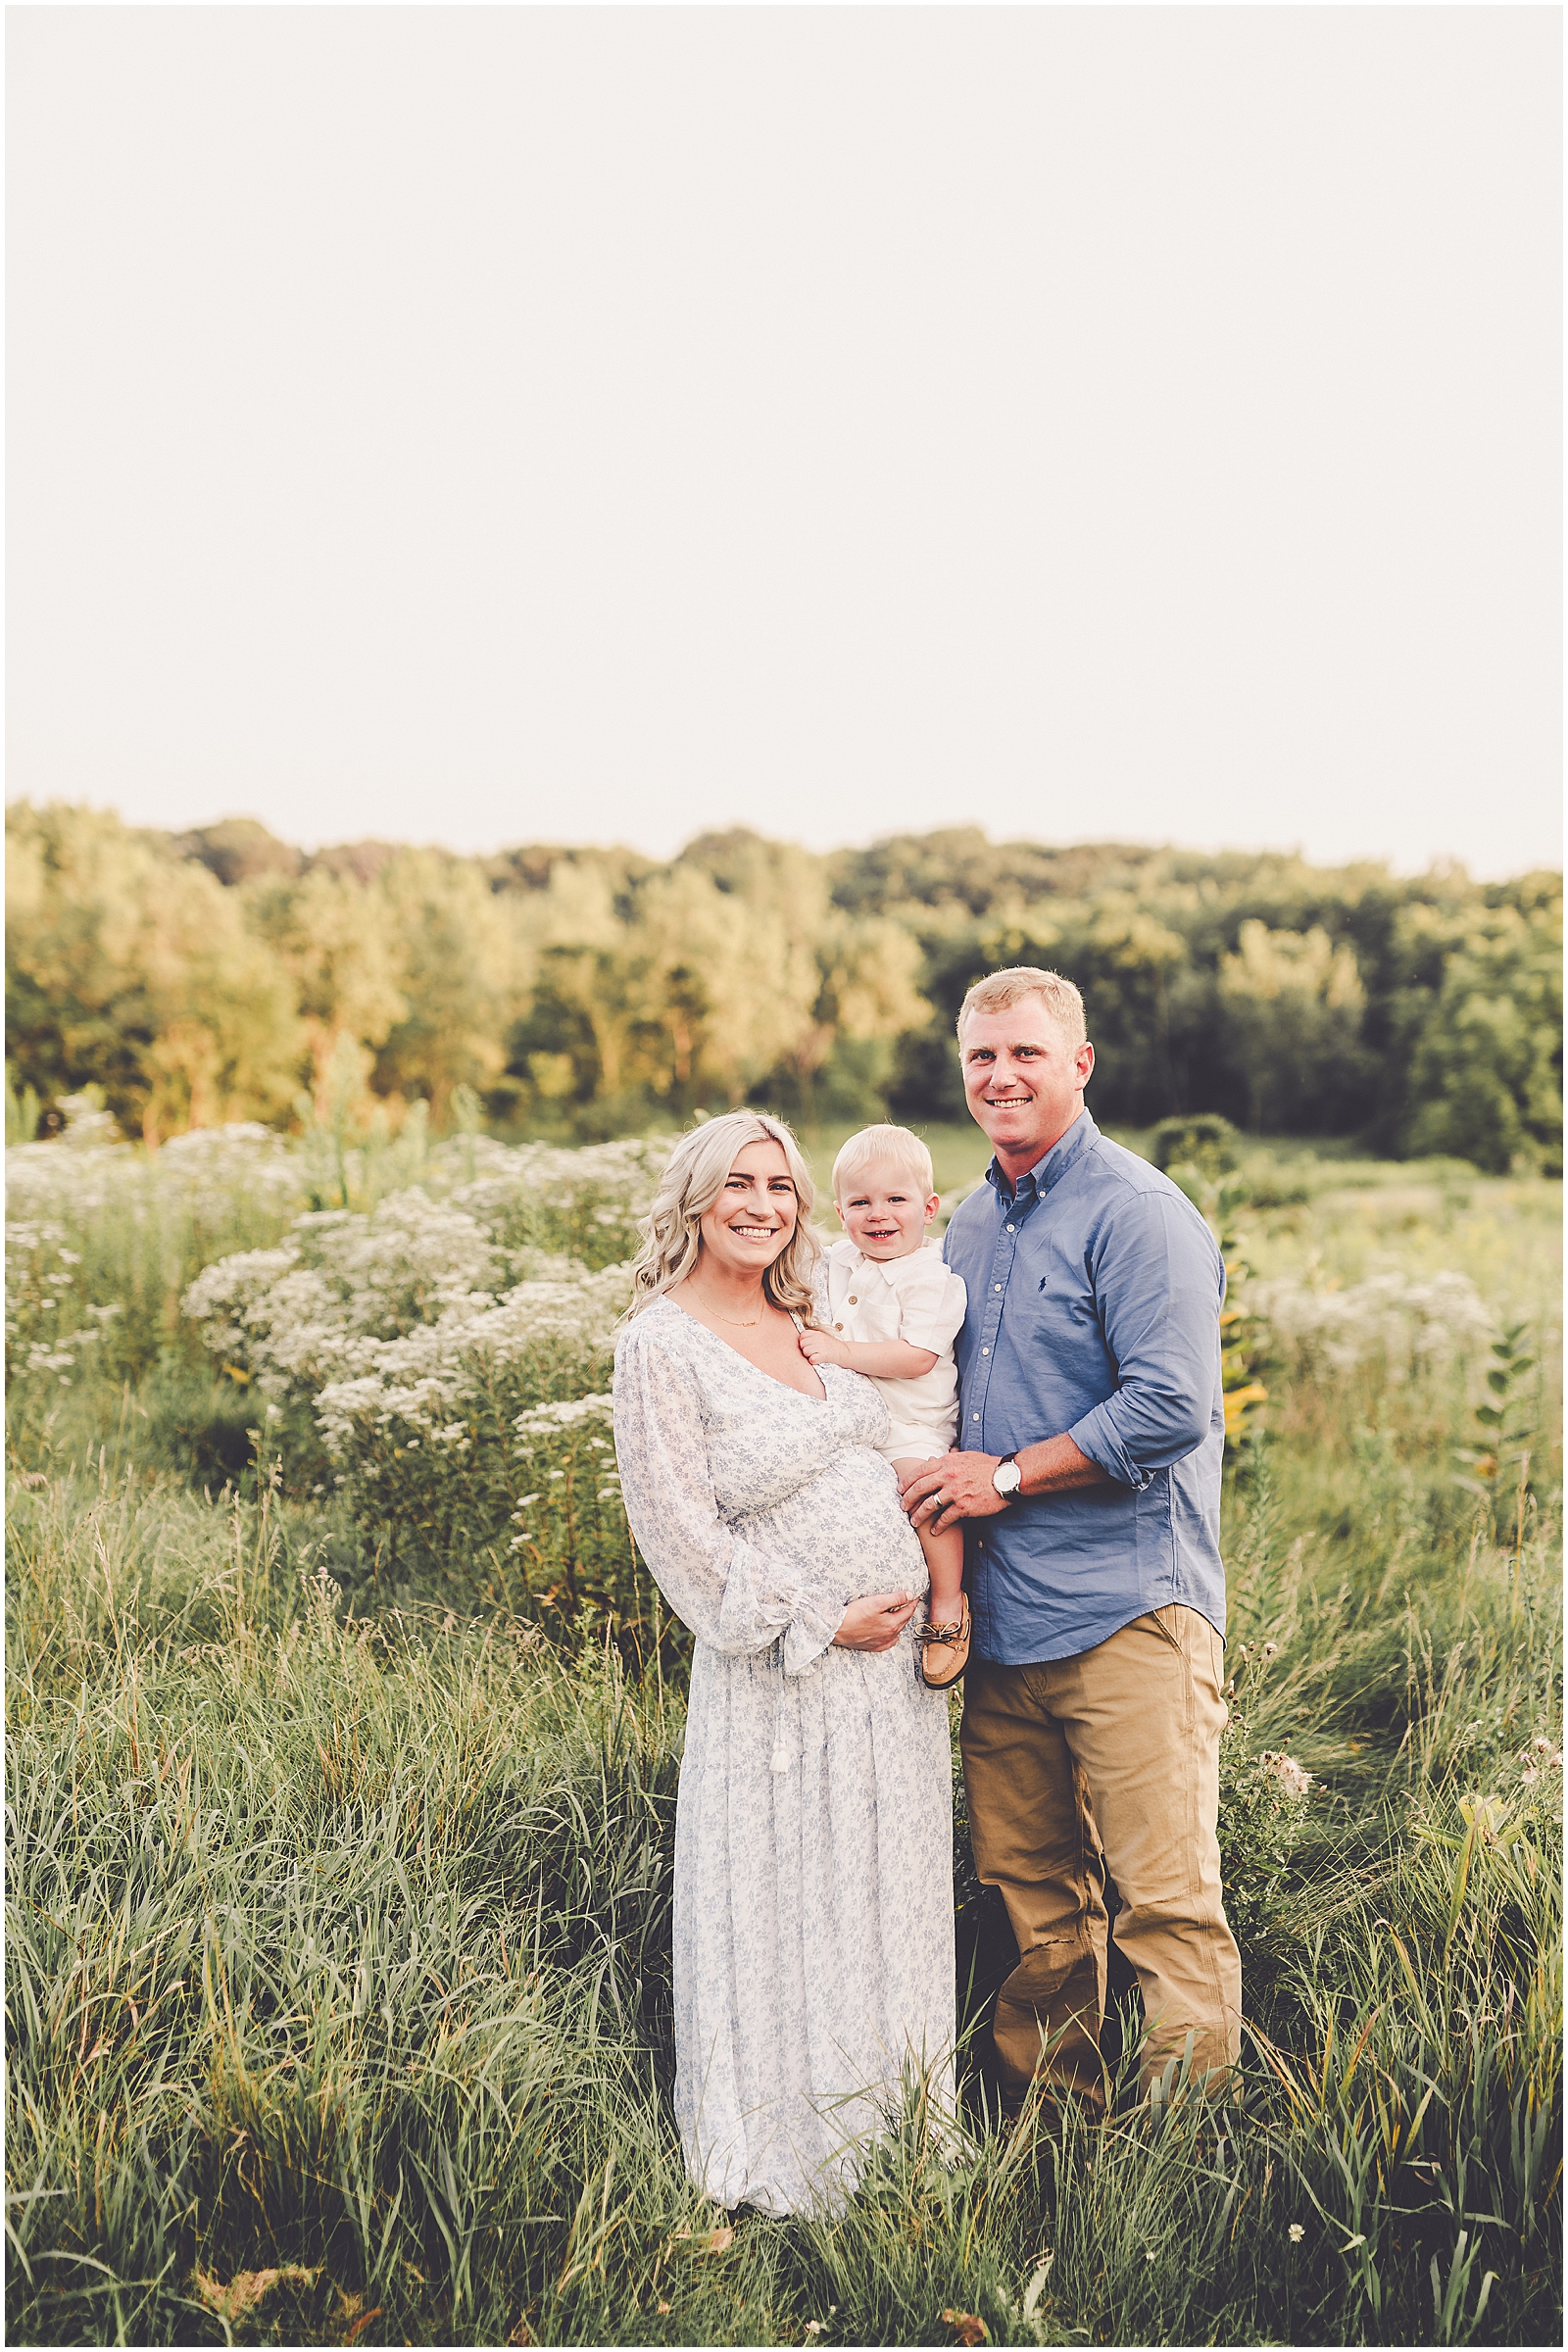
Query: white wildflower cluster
xmin=183 ymin=1186 xmax=630 ymax=1444
xmin=514 ymin=1393 xmax=617 ymax=1445
xmin=183 ymin=1190 xmax=505 ymax=1391
xmin=1217 ymin=1690 xmax=1315 ymax=1946
xmin=1250 ymin=1269 xmax=1494 ymax=1383
xmin=7 ymin=1107 xmax=309 ymax=1396
xmin=510 ymin=1394 xmax=619 ymax=1544
xmin=7 ymin=1101 xmax=303 ymax=1229
xmin=425 ymin=1134 xmax=667 ymax=1264
xmin=176 ymin=1145 xmax=652 ymax=1573
xmin=148 ymin=1122 xmax=304 ymax=1211
xmin=1516 ymin=1735 xmax=1562 ymax=1790
xmin=7 ymin=1111 xmax=137 ymax=1230
xmin=311 ymin=1266 xmax=628 ymax=1453
xmin=4 ymin=1221 xmax=98 ymax=1381
xmin=1257 ymin=1750 xmax=1314 ymax=1799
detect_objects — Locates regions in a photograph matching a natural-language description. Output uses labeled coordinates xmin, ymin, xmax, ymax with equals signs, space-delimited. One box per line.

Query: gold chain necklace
xmin=695 ymin=1293 xmax=768 ymax=1328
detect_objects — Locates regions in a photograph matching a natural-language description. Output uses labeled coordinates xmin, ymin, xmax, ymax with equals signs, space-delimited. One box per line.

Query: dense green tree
xmin=5 ymin=803 xmax=1560 ymax=1167
xmin=369 ymin=851 xmax=531 ymax=1122
xmin=6 ymin=803 xmax=301 ymax=1140
xmin=1403 ymin=889 xmax=1563 ymax=1173
xmin=241 ymin=868 xmax=408 ymax=1110
xmin=168 ymin=817 xmax=302 ymax=888
xmin=1216 ymin=921 xmax=1370 ymax=1134
xmin=681 ymin=832 xmax=929 ymax=1121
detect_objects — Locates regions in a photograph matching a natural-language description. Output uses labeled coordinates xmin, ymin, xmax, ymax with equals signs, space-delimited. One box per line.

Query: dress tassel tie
xmin=770 ymin=1653 xmax=792 ymax=1773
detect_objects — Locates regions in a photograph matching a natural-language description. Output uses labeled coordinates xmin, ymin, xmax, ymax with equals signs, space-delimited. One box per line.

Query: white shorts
xmin=878 ymin=1417 xmax=958 ymax=1467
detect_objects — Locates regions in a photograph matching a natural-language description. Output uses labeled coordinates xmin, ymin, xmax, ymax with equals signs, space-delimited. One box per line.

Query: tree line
xmin=6 ymin=801 xmax=1561 ymax=1173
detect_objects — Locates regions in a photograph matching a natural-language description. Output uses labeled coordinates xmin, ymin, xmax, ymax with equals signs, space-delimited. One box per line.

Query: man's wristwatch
xmin=991 ymin=1452 xmax=1023 ymax=1503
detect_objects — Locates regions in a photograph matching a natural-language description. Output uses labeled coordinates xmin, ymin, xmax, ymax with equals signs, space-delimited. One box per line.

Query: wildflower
xmin=1144 ymin=2248 xmax=1156 ymax=2261
xmin=1261 ymin=1641 xmax=1279 ymax=1658
xmin=1258 ymin=1750 xmax=1313 ymax=1798
xmin=1288 ymin=2225 xmax=1303 ymax=2244
xmin=1250 ymin=1269 xmax=1493 ymax=1381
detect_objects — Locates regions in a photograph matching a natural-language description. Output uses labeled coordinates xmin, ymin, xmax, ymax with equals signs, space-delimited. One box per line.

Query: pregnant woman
xmin=613 ymin=1111 xmax=955 ymax=2217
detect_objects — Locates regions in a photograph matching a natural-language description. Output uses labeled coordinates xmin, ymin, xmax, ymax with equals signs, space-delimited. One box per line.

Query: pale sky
xmin=6 ymin=4 xmax=1562 ymax=875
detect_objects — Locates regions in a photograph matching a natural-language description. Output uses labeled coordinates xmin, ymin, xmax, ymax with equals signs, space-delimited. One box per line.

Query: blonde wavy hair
xmin=625 ymin=1111 xmax=822 ymax=1321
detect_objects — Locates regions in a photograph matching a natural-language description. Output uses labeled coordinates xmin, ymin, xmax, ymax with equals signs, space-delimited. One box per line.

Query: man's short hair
xmin=956 ymin=965 xmax=1088 ymax=1047
xmin=831 ymin=1123 xmax=935 ymax=1201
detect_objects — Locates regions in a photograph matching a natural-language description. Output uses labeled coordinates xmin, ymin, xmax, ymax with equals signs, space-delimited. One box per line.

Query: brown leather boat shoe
xmin=915 ymin=1593 xmax=971 ymax=1690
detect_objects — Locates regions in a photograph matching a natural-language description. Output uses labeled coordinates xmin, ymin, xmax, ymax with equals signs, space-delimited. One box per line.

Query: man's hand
xmin=903 ymin=1435 xmax=1110 ymax=1532
xmin=832 ymin=1590 xmax=920 ymax=1651
xmin=901 ymin=1449 xmax=1006 ymax=1534
xmin=799 ymin=1327 xmax=854 ymax=1370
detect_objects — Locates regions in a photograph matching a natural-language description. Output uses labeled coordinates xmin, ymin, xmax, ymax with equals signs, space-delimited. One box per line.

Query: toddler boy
xmin=797 ymin=1124 xmax=971 ymax=1687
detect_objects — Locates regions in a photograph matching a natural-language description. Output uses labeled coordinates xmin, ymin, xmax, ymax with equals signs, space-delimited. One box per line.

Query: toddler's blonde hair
xmin=831 ymin=1123 xmax=935 ymax=1202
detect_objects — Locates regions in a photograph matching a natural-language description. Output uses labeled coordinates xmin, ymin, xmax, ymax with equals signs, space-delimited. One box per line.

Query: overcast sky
xmin=7 ymin=4 xmax=1561 ymax=875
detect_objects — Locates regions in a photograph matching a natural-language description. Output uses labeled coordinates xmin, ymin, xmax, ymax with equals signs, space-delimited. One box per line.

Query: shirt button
xmin=993 ymin=1283 xmax=1003 ymax=1292
xmin=972 ymin=1412 xmax=980 ymax=1421
xmin=834 ymin=1322 xmax=843 ymax=1332
xmin=982 ymin=1347 xmax=990 ymax=1355
xmin=1005 ymin=1224 xmax=1015 ymax=1233
xmin=848 ymin=1295 xmax=857 ymax=1304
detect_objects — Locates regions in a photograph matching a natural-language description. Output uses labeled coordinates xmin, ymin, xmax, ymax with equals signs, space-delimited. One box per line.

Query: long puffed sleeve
xmin=612 ymin=1320 xmax=847 ymax=1675
xmin=1066 ymin=1189 xmax=1225 ymax=1489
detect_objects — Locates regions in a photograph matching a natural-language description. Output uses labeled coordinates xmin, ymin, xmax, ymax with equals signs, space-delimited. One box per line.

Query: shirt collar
xmin=840 ymin=1236 xmax=935 ymax=1283
xmin=985 ymin=1108 xmax=1099 ymax=1206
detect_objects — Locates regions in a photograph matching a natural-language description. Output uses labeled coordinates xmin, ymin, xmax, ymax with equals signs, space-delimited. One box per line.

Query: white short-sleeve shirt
xmin=824 ymin=1236 xmax=968 ymax=1461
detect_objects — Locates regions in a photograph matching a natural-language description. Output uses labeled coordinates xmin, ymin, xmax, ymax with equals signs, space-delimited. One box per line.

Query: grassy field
xmin=5 ymin=1117 xmax=1561 ymax=2347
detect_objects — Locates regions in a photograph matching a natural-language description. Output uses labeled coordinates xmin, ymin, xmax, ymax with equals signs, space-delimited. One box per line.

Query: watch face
xmin=994 ymin=1460 xmax=1022 ymax=1494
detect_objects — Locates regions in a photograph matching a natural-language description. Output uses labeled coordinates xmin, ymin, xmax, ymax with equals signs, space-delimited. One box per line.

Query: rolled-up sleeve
xmin=1067 ymin=1192 xmax=1224 ymax=1490
xmin=894 ymin=1254 xmax=969 ymax=1355
xmin=612 ymin=1321 xmax=846 ymax=1674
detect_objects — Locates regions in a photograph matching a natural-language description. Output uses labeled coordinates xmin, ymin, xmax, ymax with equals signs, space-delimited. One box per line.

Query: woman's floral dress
xmin=612 ymin=1298 xmax=956 ymax=2217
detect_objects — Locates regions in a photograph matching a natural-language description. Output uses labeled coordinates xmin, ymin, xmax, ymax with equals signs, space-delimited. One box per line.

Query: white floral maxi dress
xmin=612 ymin=1298 xmax=956 ymax=2218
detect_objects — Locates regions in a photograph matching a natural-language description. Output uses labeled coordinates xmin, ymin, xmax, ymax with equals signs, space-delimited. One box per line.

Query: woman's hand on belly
xmin=832 ymin=1590 xmax=920 ymax=1653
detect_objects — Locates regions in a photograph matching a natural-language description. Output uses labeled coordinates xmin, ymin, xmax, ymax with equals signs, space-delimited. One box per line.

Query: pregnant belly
xmin=730 ymin=1447 xmax=927 ymax=1596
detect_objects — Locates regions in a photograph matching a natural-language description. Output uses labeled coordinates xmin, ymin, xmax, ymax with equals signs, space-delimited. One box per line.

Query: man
xmin=903 ymin=964 xmax=1241 ymax=2108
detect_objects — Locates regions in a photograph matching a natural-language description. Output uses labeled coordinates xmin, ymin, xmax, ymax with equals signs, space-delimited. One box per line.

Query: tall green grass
xmin=6 ymin=1452 xmax=1559 ymax=2347
xmin=6 ymin=1143 xmax=1561 ymax=2345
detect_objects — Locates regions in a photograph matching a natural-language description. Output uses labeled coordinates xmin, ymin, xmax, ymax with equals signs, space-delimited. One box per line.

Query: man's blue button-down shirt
xmin=942 ymin=1108 xmax=1228 ymax=1666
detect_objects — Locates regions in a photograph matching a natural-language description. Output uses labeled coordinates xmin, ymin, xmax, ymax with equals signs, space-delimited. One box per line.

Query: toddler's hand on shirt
xmin=799 ymin=1327 xmax=853 ymax=1369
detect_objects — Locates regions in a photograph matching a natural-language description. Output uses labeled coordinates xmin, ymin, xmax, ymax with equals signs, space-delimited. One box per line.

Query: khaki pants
xmin=959 ymin=1605 xmax=1242 ymax=2107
